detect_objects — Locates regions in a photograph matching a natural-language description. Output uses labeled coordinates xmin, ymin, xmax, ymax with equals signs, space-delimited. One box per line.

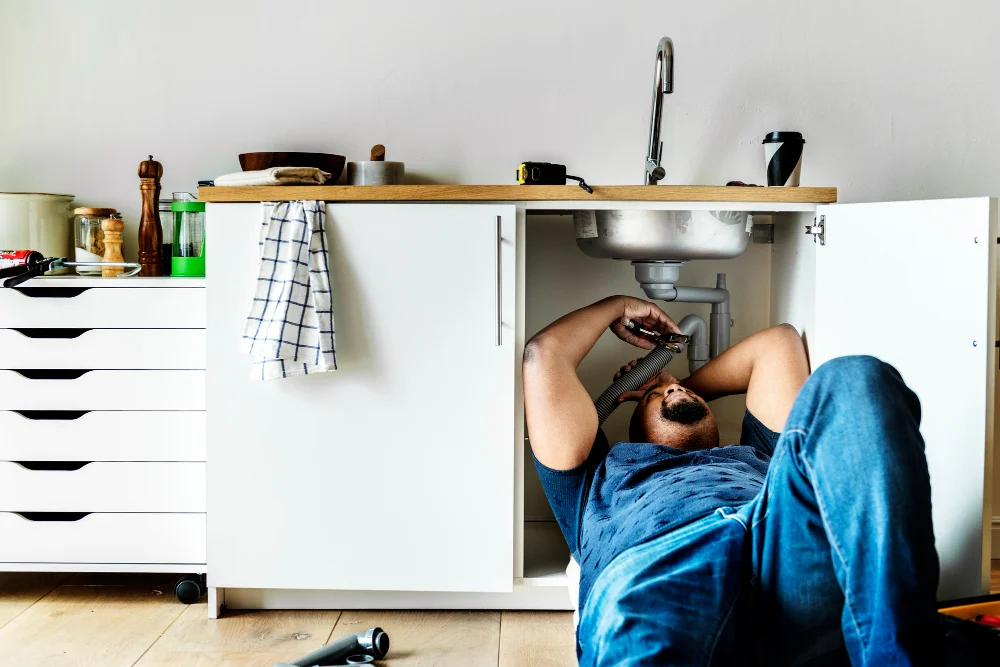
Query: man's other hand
xmin=613 ymin=360 xmax=679 ymax=403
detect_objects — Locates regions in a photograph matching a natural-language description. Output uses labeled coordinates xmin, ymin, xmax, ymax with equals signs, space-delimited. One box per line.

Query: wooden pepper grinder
xmin=101 ymin=213 xmax=125 ymax=278
xmin=138 ymin=155 xmax=163 ymax=276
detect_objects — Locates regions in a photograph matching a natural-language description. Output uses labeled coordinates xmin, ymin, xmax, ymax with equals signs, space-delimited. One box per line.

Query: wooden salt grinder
xmin=101 ymin=214 xmax=126 ymax=278
xmin=138 ymin=155 xmax=164 ymax=276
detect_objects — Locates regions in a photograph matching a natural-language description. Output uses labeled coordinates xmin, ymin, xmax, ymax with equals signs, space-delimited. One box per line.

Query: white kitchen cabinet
xmin=207 ymin=203 xmax=516 ymax=596
xmin=206 ymin=195 xmax=996 ymax=612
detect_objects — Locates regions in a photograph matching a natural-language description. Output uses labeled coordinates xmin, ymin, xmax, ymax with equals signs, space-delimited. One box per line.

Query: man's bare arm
xmin=523 ymin=296 xmax=679 ymax=470
xmin=680 ymin=324 xmax=810 ymax=432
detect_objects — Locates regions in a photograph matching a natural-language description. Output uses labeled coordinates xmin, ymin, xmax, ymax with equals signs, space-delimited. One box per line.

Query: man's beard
xmin=660 ymin=396 xmax=708 ymax=424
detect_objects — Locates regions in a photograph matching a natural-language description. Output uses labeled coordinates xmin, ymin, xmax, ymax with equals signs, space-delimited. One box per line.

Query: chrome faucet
xmin=645 ymin=37 xmax=674 ymax=185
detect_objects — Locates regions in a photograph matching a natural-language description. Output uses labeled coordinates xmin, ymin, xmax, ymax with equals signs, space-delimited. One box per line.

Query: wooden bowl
xmin=238 ymin=152 xmax=346 ymax=183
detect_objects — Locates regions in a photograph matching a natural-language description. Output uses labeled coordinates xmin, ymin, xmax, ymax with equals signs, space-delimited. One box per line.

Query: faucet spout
xmin=645 ymin=36 xmax=673 ymax=185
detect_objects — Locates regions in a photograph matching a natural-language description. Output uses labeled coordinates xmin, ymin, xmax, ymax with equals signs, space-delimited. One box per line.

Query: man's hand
xmin=612 ymin=360 xmax=679 ymax=403
xmin=608 ymin=296 xmax=681 ymax=350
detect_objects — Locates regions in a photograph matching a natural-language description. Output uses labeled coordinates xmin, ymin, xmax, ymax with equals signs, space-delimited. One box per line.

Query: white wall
xmin=4 ymin=0 xmax=999 ymax=223
xmin=2 ymin=0 xmax=998 ymax=535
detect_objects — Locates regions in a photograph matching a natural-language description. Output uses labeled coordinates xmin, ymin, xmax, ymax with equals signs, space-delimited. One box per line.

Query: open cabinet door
xmin=810 ymin=198 xmax=997 ymax=600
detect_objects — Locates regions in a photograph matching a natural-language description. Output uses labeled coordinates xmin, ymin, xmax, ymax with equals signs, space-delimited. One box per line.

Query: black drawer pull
xmin=12 ymin=328 xmax=90 ymax=339
xmin=13 ymin=410 xmax=89 ymax=420
xmin=11 ymin=369 xmax=92 ymax=380
xmin=13 ymin=287 xmax=92 ymax=298
xmin=14 ymin=512 xmax=90 ymax=522
xmin=14 ymin=462 xmax=91 ymax=471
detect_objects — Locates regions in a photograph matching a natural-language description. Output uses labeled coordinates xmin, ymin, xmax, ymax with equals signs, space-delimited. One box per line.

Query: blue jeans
xmin=578 ymin=356 xmax=940 ymax=666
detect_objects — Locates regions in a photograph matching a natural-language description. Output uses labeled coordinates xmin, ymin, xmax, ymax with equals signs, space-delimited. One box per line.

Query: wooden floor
xmin=0 ymin=564 xmax=997 ymax=666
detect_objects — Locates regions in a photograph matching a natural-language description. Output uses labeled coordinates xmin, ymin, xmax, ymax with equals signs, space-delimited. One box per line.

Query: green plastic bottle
xmin=171 ymin=200 xmax=206 ymax=277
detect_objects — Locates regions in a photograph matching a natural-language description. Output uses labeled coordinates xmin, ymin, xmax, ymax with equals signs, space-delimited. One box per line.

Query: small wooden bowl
xmin=238 ymin=152 xmax=346 ymax=183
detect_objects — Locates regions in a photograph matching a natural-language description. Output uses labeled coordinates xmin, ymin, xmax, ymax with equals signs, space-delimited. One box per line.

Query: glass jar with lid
xmin=73 ymin=207 xmax=117 ymax=275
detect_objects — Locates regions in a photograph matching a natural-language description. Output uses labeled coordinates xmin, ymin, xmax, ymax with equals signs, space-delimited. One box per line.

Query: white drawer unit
xmin=0 ymin=411 xmax=206 ymax=461
xmin=0 ymin=512 xmax=206 ymax=565
xmin=0 ymin=277 xmax=207 ymax=586
xmin=0 ymin=370 xmax=206 ymax=410
xmin=0 ymin=461 xmax=206 ymax=513
xmin=0 ymin=329 xmax=207 ymax=369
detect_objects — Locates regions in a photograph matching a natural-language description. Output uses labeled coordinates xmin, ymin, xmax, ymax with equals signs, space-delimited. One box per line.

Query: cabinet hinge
xmin=805 ymin=215 xmax=825 ymax=245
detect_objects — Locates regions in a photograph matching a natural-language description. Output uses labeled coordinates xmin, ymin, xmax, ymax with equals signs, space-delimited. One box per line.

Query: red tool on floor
xmin=0 ymin=250 xmax=140 ymax=288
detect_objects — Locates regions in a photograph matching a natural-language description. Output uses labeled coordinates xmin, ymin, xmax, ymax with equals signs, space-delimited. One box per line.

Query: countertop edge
xmin=198 ymin=184 xmax=837 ymax=204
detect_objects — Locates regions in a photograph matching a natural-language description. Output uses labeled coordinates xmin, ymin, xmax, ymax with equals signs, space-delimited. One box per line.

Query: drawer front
xmin=0 ymin=411 xmax=205 ymax=461
xmin=0 ymin=329 xmax=206 ymax=369
xmin=0 ymin=287 xmax=205 ymax=328
xmin=0 ymin=370 xmax=205 ymax=410
xmin=0 ymin=512 xmax=205 ymax=564
xmin=0 ymin=462 xmax=205 ymax=512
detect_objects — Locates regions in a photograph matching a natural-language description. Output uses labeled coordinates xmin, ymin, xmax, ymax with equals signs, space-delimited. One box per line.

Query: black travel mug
xmin=763 ymin=131 xmax=805 ymax=186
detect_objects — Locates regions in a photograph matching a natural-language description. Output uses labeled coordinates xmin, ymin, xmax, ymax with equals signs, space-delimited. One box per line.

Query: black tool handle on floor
xmin=289 ymin=627 xmax=389 ymax=666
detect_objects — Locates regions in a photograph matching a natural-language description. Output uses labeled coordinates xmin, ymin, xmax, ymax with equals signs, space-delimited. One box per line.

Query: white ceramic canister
xmin=0 ymin=193 xmax=75 ymax=273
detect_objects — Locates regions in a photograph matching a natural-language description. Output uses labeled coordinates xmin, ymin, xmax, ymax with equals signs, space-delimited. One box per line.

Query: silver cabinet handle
xmin=495 ymin=215 xmax=502 ymax=346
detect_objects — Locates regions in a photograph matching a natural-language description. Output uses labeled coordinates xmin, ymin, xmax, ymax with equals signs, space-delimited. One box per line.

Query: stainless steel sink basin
xmin=574 ymin=209 xmax=751 ymax=261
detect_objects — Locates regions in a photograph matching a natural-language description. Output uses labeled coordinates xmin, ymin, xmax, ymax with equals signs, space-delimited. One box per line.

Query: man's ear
xmin=628 ymin=405 xmax=647 ymax=443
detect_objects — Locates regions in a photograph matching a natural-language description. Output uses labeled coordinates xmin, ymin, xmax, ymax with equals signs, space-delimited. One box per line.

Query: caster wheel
xmin=174 ymin=575 xmax=205 ymax=604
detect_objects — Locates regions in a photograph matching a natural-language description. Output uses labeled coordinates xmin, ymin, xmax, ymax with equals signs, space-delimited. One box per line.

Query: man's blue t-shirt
xmin=534 ymin=410 xmax=779 ymax=607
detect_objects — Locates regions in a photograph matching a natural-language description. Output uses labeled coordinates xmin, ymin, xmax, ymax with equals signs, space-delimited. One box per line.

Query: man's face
xmin=628 ymin=375 xmax=720 ymax=450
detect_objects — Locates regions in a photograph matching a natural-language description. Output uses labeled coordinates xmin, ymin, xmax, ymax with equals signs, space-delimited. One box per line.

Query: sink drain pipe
xmin=633 ymin=262 xmax=730 ymax=358
xmin=677 ymin=314 xmax=709 ymax=372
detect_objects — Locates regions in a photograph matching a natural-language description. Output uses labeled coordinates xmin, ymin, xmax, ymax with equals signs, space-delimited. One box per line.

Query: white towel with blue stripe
xmin=240 ymin=201 xmax=338 ymax=380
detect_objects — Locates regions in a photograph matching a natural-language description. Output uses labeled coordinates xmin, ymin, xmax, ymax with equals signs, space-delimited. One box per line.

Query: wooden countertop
xmin=198 ymin=184 xmax=837 ymax=203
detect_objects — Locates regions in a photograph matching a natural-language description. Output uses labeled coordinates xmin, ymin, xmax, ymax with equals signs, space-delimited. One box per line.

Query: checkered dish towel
xmin=240 ymin=201 xmax=337 ymax=380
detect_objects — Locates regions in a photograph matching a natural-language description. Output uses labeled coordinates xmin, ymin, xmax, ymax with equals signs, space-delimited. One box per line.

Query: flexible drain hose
xmin=594 ymin=345 xmax=674 ymax=425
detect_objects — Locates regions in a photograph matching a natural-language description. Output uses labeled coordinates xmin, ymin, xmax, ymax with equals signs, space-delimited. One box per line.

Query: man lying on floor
xmin=522 ymin=295 xmax=939 ymax=667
